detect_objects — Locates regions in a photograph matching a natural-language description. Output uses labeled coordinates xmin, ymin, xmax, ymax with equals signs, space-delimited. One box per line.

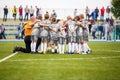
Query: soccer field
xmin=0 ymin=42 xmax=120 ymax=80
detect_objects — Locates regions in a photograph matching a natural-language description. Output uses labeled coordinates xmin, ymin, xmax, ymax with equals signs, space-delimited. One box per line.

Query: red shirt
xmin=19 ymin=8 xmax=23 ymax=15
xmin=100 ymin=8 xmax=105 ymax=15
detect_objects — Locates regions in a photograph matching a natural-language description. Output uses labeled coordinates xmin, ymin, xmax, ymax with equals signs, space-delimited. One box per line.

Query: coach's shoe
xmin=13 ymin=46 xmax=19 ymax=53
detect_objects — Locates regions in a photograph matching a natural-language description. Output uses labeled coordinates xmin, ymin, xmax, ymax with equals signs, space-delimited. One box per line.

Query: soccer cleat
xmin=13 ymin=46 xmax=18 ymax=53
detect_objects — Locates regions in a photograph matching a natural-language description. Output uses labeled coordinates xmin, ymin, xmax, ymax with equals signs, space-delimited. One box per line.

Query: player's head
xmin=44 ymin=13 xmax=49 ymax=20
xmin=51 ymin=17 xmax=56 ymax=23
xmin=67 ymin=16 xmax=72 ymax=20
xmin=79 ymin=14 xmax=84 ymax=19
xmin=74 ymin=16 xmax=80 ymax=21
xmin=37 ymin=15 xmax=42 ymax=20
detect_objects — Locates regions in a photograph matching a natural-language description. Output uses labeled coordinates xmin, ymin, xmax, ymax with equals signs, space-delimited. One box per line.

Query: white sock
xmin=75 ymin=43 xmax=78 ymax=52
xmin=44 ymin=43 xmax=47 ymax=53
xmin=83 ymin=43 xmax=87 ymax=53
xmin=79 ymin=43 xmax=82 ymax=53
xmin=85 ymin=43 xmax=91 ymax=50
xmin=62 ymin=44 xmax=64 ymax=54
xmin=72 ymin=43 xmax=75 ymax=52
xmin=66 ymin=44 xmax=68 ymax=52
xmin=68 ymin=43 xmax=71 ymax=53
xmin=58 ymin=44 xmax=61 ymax=54
xmin=31 ymin=43 xmax=34 ymax=52
xmin=41 ymin=43 xmax=43 ymax=52
xmin=33 ymin=42 xmax=36 ymax=52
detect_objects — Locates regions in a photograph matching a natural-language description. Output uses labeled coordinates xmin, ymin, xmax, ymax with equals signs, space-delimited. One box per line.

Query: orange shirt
xmin=24 ymin=21 xmax=33 ymax=36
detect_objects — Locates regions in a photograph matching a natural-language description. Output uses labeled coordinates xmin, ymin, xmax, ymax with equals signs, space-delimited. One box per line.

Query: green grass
xmin=0 ymin=42 xmax=120 ymax=80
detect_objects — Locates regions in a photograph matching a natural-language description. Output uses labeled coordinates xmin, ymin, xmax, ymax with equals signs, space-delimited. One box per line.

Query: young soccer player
xmin=40 ymin=13 xmax=51 ymax=54
xmin=31 ymin=16 xmax=47 ymax=53
xmin=79 ymin=14 xmax=92 ymax=54
xmin=74 ymin=16 xmax=83 ymax=54
xmin=58 ymin=20 xmax=66 ymax=54
xmin=49 ymin=17 xmax=59 ymax=53
xmin=65 ymin=16 xmax=77 ymax=54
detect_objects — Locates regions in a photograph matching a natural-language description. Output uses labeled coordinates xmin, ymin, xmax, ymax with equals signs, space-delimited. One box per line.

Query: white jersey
xmin=50 ymin=23 xmax=59 ymax=37
xmin=66 ymin=20 xmax=77 ymax=37
xmin=31 ymin=21 xmax=40 ymax=36
xmin=40 ymin=20 xmax=51 ymax=37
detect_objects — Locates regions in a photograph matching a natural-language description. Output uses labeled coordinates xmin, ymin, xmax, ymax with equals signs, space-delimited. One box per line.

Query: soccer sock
xmin=68 ymin=43 xmax=71 ymax=53
xmin=58 ymin=44 xmax=61 ymax=54
xmin=72 ymin=43 xmax=75 ymax=53
xmin=33 ymin=42 xmax=36 ymax=52
xmin=62 ymin=44 xmax=64 ymax=54
xmin=83 ymin=43 xmax=87 ymax=53
xmin=66 ymin=44 xmax=68 ymax=52
xmin=79 ymin=43 xmax=82 ymax=53
xmin=41 ymin=43 xmax=43 ymax=52
xmin=85 ymin=43 xmax=91 ymax=50
xmin=31 ymin=43 xmax=34 ymax=52
xmin=75 ymin=43 xmax=78 ymax=52
xmin=44 ymin=43 xmax=47 ymax=53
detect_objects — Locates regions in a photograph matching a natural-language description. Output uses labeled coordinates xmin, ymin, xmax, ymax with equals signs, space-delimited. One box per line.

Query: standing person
xmin=57 ymin=20 xmax=66 ymax=54
xmin=35 ymin=6 xmax=39 ymax=17
xmin=17 ymin=23 xmax=23 ymax=39
xmin=29 ymin=5 xmax=34 ymax=17
xmin=91 ymin=10 xmax=97 ymax=22
xmin=1 ymin=24 xmax=6 ymax=39
xmin=24 ymin=5 xmax=29 ymax=21
xmin=40 ymin=14 xmax=51 ymax=54
xmin=12 ymin=6 xmax=17 ymax=21
xmin=95 ymin=7 xmax=99 ymax=21
xmin=19 ymin=5 xmax=23 ymax=21
xmin=74 ymin=9 xmax=77 ymax=17
xmin=79 ymin=14 xmax=91 ymax=54
xmin=13 ymin=16 xmax=36 ymax=53
xmin=100 ymin=7 xmax=105 ymax=21
xmin=74 ymin=16 xmax=83 ymax=54
xmin=49 ymin=17 xmax=59 ymax=54
xmin=3 ymin=5 xmax=8 ymax=22
xmin=106 ymin=6 xmax=111 ymax=15
xmin=91 ymin=22 xmax=97 ymax=39
xmin=85 ymin=6 xmax=90 ymax=20
xmin=65 ymin=16 xmax=77 ymax=54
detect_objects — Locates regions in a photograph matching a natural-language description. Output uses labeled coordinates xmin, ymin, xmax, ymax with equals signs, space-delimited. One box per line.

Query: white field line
xmin=9 ymin=56 xmax=120 ymax=62
xmin=0 ymin=52 xmax=18 ymax=63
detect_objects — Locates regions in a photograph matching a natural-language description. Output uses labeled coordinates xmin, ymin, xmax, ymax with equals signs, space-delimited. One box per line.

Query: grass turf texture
xmin=0 ymin=42 xmax=120 ymax=80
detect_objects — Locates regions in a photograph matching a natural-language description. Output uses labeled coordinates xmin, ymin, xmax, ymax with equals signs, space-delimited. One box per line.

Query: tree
xmin=111 ymin=0 xmax=120 ymax=19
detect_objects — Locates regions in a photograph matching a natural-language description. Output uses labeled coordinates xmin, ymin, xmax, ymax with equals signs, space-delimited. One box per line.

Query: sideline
xmin=9 ymin=56 xmax=120 ymax=62
xmin=0 ymin=52 xmax=18 ymax=63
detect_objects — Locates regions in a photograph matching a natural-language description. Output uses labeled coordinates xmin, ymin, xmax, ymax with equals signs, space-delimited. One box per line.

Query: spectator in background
xmin=85 ymin=6 xmax=90 ymax=20
xmin=3 ymin=5 xmax=8 ymax=22
xmin=106 ymin=6 xmax=111 ymax=15
xmin=29 ymin=5 xmax=34 ymax=17
xmin=16 ymin=23 xmax=23 ymax=39
xmin=91 ymin=22 xmax=97 ymax=39
xmin=91 ymin=10 xmax=96 ymax=22
xmin=35 ymin=6 xmax=39 ymax=17
xmin=0 ymin=25 xmax=2 ymax=39
xmin=51 ymin=10 xmax=57 ymax=19
xmin=95 ymin=7 xmax=99 ymax=21
xmin=0 ymin=24 xmax=6 ymax=39
xmin=24 ymin=5 xmax=29 ymax=21
xmin=74 ymin=8 xmax=77 ymax=17
xmin=100 ymin=7 xmax=105 ymax=21
xmin=98 ymin=22 xmax=104 ymax=39
xmin=12 ymin=5 xmax=17 ymax=20
xmin=19 ymin=5 xmax=23 ymax=21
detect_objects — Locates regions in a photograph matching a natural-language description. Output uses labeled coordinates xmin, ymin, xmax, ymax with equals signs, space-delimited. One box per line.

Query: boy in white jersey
xmin=65 ymin=16 xmax=77 ymax=54
xmin=49 ymin=17 xmax=59 ymax=53
xmin=79 ymin=14 xmax=91 ymax=54
xmin=40 ymin=14 xmax=51 ymax=54
xmin=58 ymin=20 xmax=66 ymax=54
xmin=74 ymin=16 xmax=83 ymax=54
xmin=31 ymin=16 xmax=46 ymax=53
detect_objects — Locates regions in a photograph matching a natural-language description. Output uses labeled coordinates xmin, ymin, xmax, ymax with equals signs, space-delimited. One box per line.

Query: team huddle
xmin=14 ymin=13 xmax=92 ymax=54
